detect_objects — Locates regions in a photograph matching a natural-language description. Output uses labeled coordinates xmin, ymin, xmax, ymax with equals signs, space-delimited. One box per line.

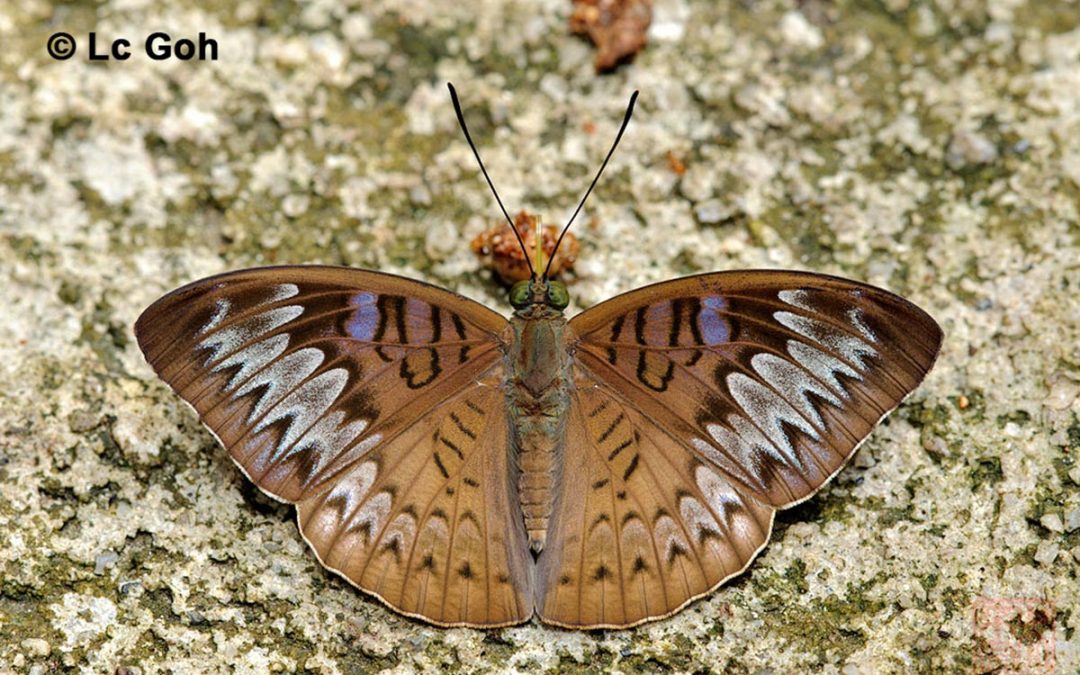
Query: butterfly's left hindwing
xmin=135 ymin=266 xmax=533 ymax=626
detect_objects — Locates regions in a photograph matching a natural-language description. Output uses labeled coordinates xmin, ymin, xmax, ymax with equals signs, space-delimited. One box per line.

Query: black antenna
xmin=543 ymin=90 xmax=639 ymax=279
xmin=447 ymin=82 xmax=535 ymax=279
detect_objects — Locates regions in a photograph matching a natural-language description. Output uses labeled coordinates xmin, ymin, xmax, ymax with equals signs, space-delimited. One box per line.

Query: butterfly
xmin=135 ymin=84 xmax=942 ymax=629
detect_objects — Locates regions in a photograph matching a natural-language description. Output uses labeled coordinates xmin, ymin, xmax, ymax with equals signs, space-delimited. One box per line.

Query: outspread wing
xmin=535 ymin=371 xmax=775 ymax=628
xmin=568 ymin=270 xmax=942 ymax=509
xmin=537 ymin=270 xmax=942 ymax=627
xmin=135 ymin=265 xmax=532 ymax=627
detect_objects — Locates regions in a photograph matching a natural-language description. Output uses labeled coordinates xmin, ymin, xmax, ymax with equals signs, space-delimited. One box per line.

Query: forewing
xmin=135 ymin=265 xmax=504 ymax=501
xmin=135 ymin=266 xmax=532 ymax=626
xmin=535 ymin=373 xmax=775 ymax=628
xmin=568 ymin=270 xmax=942 ymax=509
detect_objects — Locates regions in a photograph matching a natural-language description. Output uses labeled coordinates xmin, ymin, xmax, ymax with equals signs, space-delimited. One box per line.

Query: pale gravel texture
xmin=1 ymin=0 xmax=1078 ymax=672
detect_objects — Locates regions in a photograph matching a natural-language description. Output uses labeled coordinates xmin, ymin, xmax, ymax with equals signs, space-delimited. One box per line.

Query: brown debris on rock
xmin=569 ymin=0 xmax=653 ymax=73
xmin=471 ymin=211 xmax=579 ymax=284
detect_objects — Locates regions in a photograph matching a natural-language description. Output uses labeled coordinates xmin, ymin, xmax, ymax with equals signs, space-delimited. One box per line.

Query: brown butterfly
xmin=135 ymin=84 xmax=942 ymax=629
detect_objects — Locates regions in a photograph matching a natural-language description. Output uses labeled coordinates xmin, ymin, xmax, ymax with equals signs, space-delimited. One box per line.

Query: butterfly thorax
xmin=505 ymin=304 xmax=573 ymax=553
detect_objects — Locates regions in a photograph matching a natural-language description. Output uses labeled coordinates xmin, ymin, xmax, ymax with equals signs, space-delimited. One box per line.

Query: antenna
xmin=543 ymin=90 xmax=639 ymax=279
xmin=447 ymin=82 xmax=534 ymax=279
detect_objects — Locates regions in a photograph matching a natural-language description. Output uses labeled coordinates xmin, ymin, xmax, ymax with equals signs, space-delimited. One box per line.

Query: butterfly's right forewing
xmin=136 ymin=266 xmax=533 ymax=627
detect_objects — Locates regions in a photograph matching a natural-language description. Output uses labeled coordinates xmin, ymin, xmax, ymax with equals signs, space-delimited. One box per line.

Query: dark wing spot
xmin=632 ymin=556 xmax=649 ymax=576
xmin=458 ymin=562 xmax=474 ymax=579
xmin=392 ymin=296 xmax=408 ymax=344
xmin=419 ymin=554 xmax=436 ymax=571
xmin=496 ymin=573 xmax=510 ymax=584
xmin=598 ymin=412 xmax=625 ymax=443
xmin=400 ymin=347 xmax=441 ymax=389
xmin=449 ymin=411 xmax=477 ymax=440
xmin=461 ymin=510 xmax=481 ymax=528
xmin=400 ymin=503 xmax=417 ymax=518
xmin=593 ymin=565 xmax=611 ymax=581
xmin=687 ymin=297 xmax=704 ymax=344
xmin=607 ymin=438 xmax=633 ymax=462
xmin=451 ymin=315 xmax=470 ymax=363
xmin=429 ymin=305 xmax=443 ymax=342
xmin=587 ymin=399 xmax=610 ymax=418
xmin=349 ymin=520 xmax=373 ymax=543
xmin=463 ymin=477 xmax=480 ymax=488
xmin=669 ymin=298 xmax=684 ymax=347
xmin=381 ymin=537 xmax=402 ymax=563
xmin=440 ymin=436 xmax=464 ymax=460
xmin=292 ymin=447 xmax=319 ymax=488
xmin=622 ymin=454 xmax=640 ymax=481
xmin=592 ymin=478 xmax=610 ymax=490
xmin=431 ymin=507 xmax=449 ymax=522
xmin=695 ymin=393 xmax=729 ymax=428
xmin=371 ymin=295 xmax=392 ymax=361
xmin=620 ymin=510 xmax=641 ymax=527
xmin=451 ymin=313 xmax=468 ymax=339
xmin=634 ymin=307 xmax=647 ymax=345
xmin=433 ymin=452 xmax=450 ymax=479
xmin=616 ymin=491 xmax=627 ymax=500
xmin=606 ymin=315 xmax=626 ymax=364
xmin=323 ymin=492 xmax=349 ymax=518
xmin=559 ymin=575 xmax=573 ymax=586
xmin=698 ymin=526 xmax=723 ymax=545
xmin=667 ymin=542 xmax=688 ymax=565
xmin=636 ymin=351 xmax=675 ymax=392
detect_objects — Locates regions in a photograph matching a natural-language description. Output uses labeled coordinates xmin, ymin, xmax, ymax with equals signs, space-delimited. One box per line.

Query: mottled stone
xmin=1040 ymin=513 xmax=1064 ymax=534
xmin=1065 ymin=507 xmax=1080 ymax=533
xmin=20 ymin=639 xmax=50 ymax=657
xmin=945 ymin=130 xmax=999 ymax=170
xmin=1034 ymin=541 xmax=1059 ymax=566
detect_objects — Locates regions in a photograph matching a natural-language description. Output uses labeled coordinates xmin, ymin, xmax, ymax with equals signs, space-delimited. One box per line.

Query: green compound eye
xmin=546 ymin=280 xmax=569 ymax=309
xmin=509 ymin=280 xmax=531 ymax=308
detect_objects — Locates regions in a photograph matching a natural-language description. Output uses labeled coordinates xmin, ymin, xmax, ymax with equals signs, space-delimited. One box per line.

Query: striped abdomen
xmin=505 ymin=309 xmax=572 ymax=553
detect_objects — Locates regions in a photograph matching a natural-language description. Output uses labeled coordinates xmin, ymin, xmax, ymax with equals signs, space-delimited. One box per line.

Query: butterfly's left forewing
xmin=136 ymin=266 xmax=533 ymax=627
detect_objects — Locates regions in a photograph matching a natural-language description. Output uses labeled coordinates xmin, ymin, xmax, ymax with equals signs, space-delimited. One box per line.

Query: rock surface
xmin=1 ymin=0 xmax=1078 ymax=672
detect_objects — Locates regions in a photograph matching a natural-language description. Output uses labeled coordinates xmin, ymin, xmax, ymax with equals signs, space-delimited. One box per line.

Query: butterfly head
xmin=509 ymin=278 xmax=569 ymax=311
